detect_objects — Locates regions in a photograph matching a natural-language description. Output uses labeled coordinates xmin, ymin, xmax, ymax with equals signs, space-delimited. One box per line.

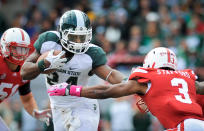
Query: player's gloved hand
xmin=44 ymin=50 xmax=67 ymax=70
xmin=33 ymin=109 xmax=52 ymax=126
xmin=47 ymin=82 xmax=82 ymax=97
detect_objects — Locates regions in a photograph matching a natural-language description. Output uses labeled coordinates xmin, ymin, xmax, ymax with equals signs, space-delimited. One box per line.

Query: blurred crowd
xmin=0 ymin=0 xmax=204 ymax=131
xmin=0 ymin=0 xmax=204 ymax=70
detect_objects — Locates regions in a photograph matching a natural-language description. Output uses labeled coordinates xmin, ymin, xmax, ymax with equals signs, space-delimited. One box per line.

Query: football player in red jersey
xmin=48 ymin=47 xmax=204 ymax=131
xmin=0 ymin=28 xmax=51 ymax=130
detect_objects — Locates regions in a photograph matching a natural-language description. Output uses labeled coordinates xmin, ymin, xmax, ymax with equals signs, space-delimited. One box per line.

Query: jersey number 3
xmin=171 ymin=78 xmax=192 ymax=104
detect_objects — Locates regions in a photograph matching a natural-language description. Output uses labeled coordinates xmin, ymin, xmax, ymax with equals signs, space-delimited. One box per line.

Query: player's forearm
xmin=81 ymin=83 xmax=130 ymax=99
xmin=20 ymin=93 xmax=38 ymax=116
xmin=21 ymin=62 xmax=41 ymax=80
xmin=196 ymin=81 xmax=204 ymax=94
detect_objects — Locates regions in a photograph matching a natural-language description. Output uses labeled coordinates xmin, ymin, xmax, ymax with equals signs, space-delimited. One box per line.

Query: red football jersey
xmin=129 ymin=67 xmax=203 ymax=129
xmin=0 ymin=55 xmax=29 ymax=103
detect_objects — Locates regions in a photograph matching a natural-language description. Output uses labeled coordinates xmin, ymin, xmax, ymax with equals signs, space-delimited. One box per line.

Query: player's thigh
xmin=51 ymin=101 xmax=100 ymax=131
xmin=73 ymin=102 xmax=100 ymax=131
xmin=51 ymin=107 xmax=68 ymax=131
xmin=183 ymin=118 xmax=204 ymax=131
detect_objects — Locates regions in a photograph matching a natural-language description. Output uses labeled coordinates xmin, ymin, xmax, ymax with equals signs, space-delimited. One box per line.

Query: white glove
xmin=33 ymin=109 xmax=52 ymax=126
xmin=45 ymin=50 xmax=67 ymax=70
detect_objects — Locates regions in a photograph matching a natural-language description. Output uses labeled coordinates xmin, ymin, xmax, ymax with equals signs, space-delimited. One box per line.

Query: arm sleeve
xmin=86 ymin=46 xmax=107 ymax=69
xmin=93 ymin=47 xmax=107 ymax=68
xmin=18 ymin=82 xmax=31 ymax=96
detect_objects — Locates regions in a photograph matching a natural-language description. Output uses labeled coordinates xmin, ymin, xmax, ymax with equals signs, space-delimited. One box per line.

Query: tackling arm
xmin=20 ymin=92 xmax=51 ymax=125
xmin=48 ymin=80 xmax=147 ymax=99
xmin=195 ymin=81 xmax=204 ymax=95
xmin=20 ymin=50 xmax=41 ymax=80
xmin=20 ymin=92 xmax=38 ymax=115
xmin=80 ymin=80 xmax=145 ymax=99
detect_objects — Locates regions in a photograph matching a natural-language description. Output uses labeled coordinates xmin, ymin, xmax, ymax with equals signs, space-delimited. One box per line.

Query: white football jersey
xmin=34 ymin=31 xmax=107 ymax=106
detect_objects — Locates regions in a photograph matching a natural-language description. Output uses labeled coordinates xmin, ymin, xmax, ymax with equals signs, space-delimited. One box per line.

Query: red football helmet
xmin=0 ymin=28 xmax=31 ymax=65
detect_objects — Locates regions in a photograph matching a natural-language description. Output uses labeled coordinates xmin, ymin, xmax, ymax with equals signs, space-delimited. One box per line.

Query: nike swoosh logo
xmin=69 ymin=67 xmax=77 ymax=70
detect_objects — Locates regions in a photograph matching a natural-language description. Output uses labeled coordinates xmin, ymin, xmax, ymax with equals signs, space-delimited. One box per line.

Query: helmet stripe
xmin=74 ymin=10 xmax=85 ymax=27
xmin=19 ymin=29 xmax=25 ymax=41
xmin=167 ymin=48 xmax=171 ymax=63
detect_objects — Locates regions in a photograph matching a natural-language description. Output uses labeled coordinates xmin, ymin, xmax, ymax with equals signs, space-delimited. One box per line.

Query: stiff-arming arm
xmin=48 ymin=80 xmax=147 ymax=99
xmin=196 ymin=81 xmax=204 ymax=95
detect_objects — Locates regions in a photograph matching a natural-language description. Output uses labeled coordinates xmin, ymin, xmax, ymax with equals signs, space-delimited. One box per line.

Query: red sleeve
xmin=18 ymin=82 xmax=31 ymax=96
xmin=129 ymin=67 xmax=152 ymax=83
xmin=184 ymin=69 xmax=198 ymax=80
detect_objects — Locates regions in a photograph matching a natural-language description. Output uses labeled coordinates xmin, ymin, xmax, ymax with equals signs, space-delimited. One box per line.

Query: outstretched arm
xmin=80 ymin=80 xmax=146 ymax=99
xmin=196 ymin=81 xmax=204 ymax=95
xmin=20 ymin=92 xmax=51 ymax=125
xmin=20 ymin=92 xmax=38 ymax=115
xmin=48 ymin=80 xmax=147 ymax=99
xmin=21 ymin=50 xmax=42 ymax=80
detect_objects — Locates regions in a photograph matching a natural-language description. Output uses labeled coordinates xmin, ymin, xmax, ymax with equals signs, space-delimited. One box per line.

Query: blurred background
xmin=0 ymin=0 xmax=204 ymax=131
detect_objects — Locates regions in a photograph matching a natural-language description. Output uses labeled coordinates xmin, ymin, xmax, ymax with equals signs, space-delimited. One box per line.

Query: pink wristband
xmin=69 ymin=85 xmax=83 ymax=97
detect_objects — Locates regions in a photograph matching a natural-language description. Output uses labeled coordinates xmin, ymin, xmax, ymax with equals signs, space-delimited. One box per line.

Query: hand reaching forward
xmin=33 ymin=109 xmax=52 ymax=126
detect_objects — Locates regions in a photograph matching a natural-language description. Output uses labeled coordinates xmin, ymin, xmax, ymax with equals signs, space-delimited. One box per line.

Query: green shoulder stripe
xmin=34 ymin=31 xmax=60 ymax=53
xmin=85 ymin=45 xmax=107 ymax=68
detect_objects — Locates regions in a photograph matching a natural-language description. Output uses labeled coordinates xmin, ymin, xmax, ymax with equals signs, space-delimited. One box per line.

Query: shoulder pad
xmin=129 ymin=67 xmax=156 ymax=83
xmin=34 ymin=31 xmax=61 ymax=53
xmin=85 ymin=44 xmax=107 ymax=68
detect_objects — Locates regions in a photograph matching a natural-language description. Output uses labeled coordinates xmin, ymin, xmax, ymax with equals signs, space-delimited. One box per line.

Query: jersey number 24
xmin=47 ymin=72 xmax=78 ymax=85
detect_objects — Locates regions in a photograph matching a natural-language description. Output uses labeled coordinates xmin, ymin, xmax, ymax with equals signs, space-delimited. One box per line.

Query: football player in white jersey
xmin=21 ymin=10 xmax=125 ymax=131
xmin=0 ymin=28 xmax=51 ymax=131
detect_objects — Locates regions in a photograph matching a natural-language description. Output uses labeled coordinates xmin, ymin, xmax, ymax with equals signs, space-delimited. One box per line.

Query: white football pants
xmin=166 ymin=118 xmax=204 ymax=131
xmin=51 ymin=100 xmax=99 ymax=131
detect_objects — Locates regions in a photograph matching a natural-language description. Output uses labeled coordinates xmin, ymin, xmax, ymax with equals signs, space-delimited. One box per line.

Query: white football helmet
xmin=143 ymin=47 xmax=177 ymax=70
xmin=0 ymin=28 xmax=31 ymax=65
xmin=59 ymin=10 xmax=92 ymax=54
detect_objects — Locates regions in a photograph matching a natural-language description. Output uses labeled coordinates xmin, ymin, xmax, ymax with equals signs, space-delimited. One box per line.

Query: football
xmin=37 ymin=50 xmax=65 ymax=74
